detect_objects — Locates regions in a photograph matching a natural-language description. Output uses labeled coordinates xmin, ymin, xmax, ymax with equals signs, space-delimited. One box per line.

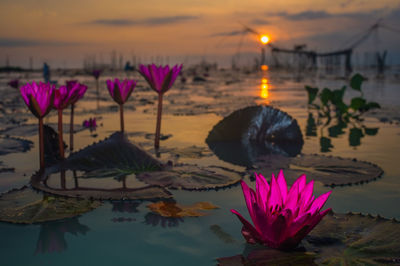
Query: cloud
xmin=0 ymin=38 xmax=80 ymax=47
xmin=210 ymin=30 xmax=248 ymax=37
xmin=88 ymin=15 xmax=200 ymax=26
xmin=251 ymin=18 xmax=270 ymax=25
xmin=286 ymin=11 xmax=332 ymax=20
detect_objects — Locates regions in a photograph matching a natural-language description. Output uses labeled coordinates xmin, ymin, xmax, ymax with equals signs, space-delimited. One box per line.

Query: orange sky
xmin=0 ymin=0 xmax=399 ymax=68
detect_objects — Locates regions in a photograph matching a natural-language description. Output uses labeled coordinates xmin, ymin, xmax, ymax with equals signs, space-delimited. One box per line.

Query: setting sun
xmin=260 ymin=35 xmax=270 ymax=44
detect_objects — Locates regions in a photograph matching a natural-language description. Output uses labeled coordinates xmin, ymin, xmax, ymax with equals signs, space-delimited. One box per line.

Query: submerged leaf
xmin=0 ymin=187 xmax=101 ymax=224
xmin=137 ymin=165 xmax=242 ymax=190
xmin=252 ymin=154 xmax=383 ymax=187
xmin=147 ymin=201 xmax=218 ymax=218
xmin=0 ymin=136 xmax=33 ymax=156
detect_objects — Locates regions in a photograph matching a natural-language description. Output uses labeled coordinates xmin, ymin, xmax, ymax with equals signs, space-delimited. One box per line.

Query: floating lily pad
xmin=31 ymin=171 xmax=172 ymax=200
xmin=0 ymin=136 xmax=33 ymax=155
xmin=251 ymin=154 xmax=383 ymax=187
xmin=0 ymin=187 xmax=101 ymax=224
xmin=218 ymin=212 xmax=400 ymax=265
xmin=207 ymin=106 xmax=304 ymax=166
xmin=137 ymin=164 xmax=242 ymax=190
xmin=0 ymin=123 xmax=85 ymax=137
xmin=147 ymin=201 xmax=218 ymax=218
xmin=62 ymin=132 xmax=163 ymax=179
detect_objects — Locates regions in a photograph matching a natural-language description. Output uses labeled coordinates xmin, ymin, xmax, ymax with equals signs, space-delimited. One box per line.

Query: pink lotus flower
xmin=139 ymin=64 xmax=182 ymax=94
xmin=106 ymin=79 xmax=136 ymax=105
xmin=138 ymin=64 xmax=182 ymax=148
xmin=231 ymin=170 xmax=332 ymax=250
xmin=20 ymin=81 xmax=55 ymax=118
xmin=92 ymin=69 xmax=101 ymax=80
xmin=83 ymin=118 xmax=97 ymax=129
xmin=8 ymin=79 xmax=19 ymax=89
xmin=65 ymin=81 xmax=88 ymax=105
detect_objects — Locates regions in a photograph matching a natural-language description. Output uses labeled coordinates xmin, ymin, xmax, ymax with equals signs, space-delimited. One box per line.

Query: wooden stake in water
xmin=154 ymin=93 xmax=163 ymax=149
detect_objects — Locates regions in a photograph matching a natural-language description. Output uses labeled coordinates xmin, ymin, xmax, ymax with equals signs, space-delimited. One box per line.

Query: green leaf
xmin=320 ymin=137 xmax=333 ymax=153
xmin=364 ymin=127 xmax=379 ymax=136
xmin=350 ymin=73 xmax=365 ymax=91
xmin=350 ymin=97 xmax=366 ymax=111
xmin=305 ymin=86 xmax=319 ymax=105
xmin=320 ymin=88 xmax=333 ymax=106
xmin=349 ymin=127 xmax=364 ymax=147
xmin=331 ymin=86 xmax=346 ymax=105
xmin=362 ymin=102 xmax=381 ymax=112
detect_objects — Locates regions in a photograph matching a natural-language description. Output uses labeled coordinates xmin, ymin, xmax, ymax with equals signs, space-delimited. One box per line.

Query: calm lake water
xmin=0 ymin=69 xmax=399 ymax=265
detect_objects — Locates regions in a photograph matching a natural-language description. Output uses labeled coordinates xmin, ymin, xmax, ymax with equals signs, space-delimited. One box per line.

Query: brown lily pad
xmin=137 ymin=165 xmax=242 ymax=190
xmin=218 ymin=212 xmax=400 ymax=266
xmin=0 ymin=186 xmax=101 ymax=224
xmin=251 ymin=154 xmax=383 ymax=187
xmin=147 ymin=201 xmax=218 ymax=218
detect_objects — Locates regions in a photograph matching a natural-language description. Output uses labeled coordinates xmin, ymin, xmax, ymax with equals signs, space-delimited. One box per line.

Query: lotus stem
xmin=96 ymin=78 xmax=99 ymax=109
xmin=119 ymin=104 xmax=124 ymax=132
xmin=73 ymin=170 xmax=79 ymax=188
xmin=155 ymin=93 xmax=163 ymax=149
xmin=60 ymin=170 xmax=66 ymax=189
xmin=69 ymin=104 xmax=74 ymax=151
xmin=58 ymin=109 xmax=64 ymax=159
xmin=38 ymin=117 xmax=44 ymax=170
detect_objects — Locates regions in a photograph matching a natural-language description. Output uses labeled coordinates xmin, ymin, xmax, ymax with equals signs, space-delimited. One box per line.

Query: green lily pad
xmin=0 ymin=187 xmax=101 ymax=224
xmin=218 ymin=212 xmax=400 ymax=266
xmin=137 ymin=164 xmax=242 ymax=190
xmin=251 ymin=154 xmax=383 ymax=187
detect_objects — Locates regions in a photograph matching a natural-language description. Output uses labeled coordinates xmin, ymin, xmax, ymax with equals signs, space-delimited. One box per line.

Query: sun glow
xmin=260 ymin=35 xmax=270 ymax=44
xmin=260 ymin=79 xmax=269 ymax=99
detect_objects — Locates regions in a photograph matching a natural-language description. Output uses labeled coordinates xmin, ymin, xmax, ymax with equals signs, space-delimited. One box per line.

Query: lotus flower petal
xmin=231 ymin=170 xmax=332 ymax=250
xmin=139 ymin=64 xmax=182 ymax=94
xmin=20 ymin=81 xmax=55 ymax=118
xmin=106 ymin=78 xmax=136 ymax=105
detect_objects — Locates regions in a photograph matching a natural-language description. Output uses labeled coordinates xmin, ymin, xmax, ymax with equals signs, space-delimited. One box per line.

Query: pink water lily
xmin=139 ymin=64 xmax=182 ymax=94
xmin=66 ymin=80 xmax=87 ymax=105
xmin=231 ymin=170 xmax=332 ymax=250
xmin=20 ymin=81 xmax=55 ymax=118
xmin=106 ymin=78 xmax=136 ymax=132
xmin=92 ymin=69 xmax=101 ymax=80
xmin=20 ymin=81 xmax=55 ymax=169
xmin=106 ymin=79 xmax=136 ymax=105
xmin=138 ymin=64 xmax=182 ymax=149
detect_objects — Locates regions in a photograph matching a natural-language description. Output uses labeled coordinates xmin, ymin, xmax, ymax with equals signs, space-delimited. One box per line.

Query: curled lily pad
xmin=0 ymin=136 xmax=33 ymax=156
xmin=62 ymin=132 xmax=163 ymax=179
xmin=206 ymin=106 xmax=303 ymax=166
xmin=137 ymin=164 xmax=242 ymax=190
xmin=147 ymin=201 xmax=218 ymax=218
xmin=251 ymin=154 xmax=383 ymax=187
xmin=0 ymin=187 xmax=101 ymax=224
xmin=218 ymin=212 xmax=400 ymax=265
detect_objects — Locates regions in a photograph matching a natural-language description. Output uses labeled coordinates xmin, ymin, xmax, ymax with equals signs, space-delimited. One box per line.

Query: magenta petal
xmin=268 ymin=176 xmax=282 ymax=211
xmin=277 ymin=170 xmax=288 ymax=202
xmin=231 ymin=209 xmax=262 ymax=243
xmin=308 ymin=191 xmax=332 ymax=214
xmin=240 ymin=180 xmax=257 ymax=222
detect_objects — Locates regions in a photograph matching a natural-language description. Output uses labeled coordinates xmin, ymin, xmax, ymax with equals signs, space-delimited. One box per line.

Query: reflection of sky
xmin=1 ymin=0 xmax=400 ymax=67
